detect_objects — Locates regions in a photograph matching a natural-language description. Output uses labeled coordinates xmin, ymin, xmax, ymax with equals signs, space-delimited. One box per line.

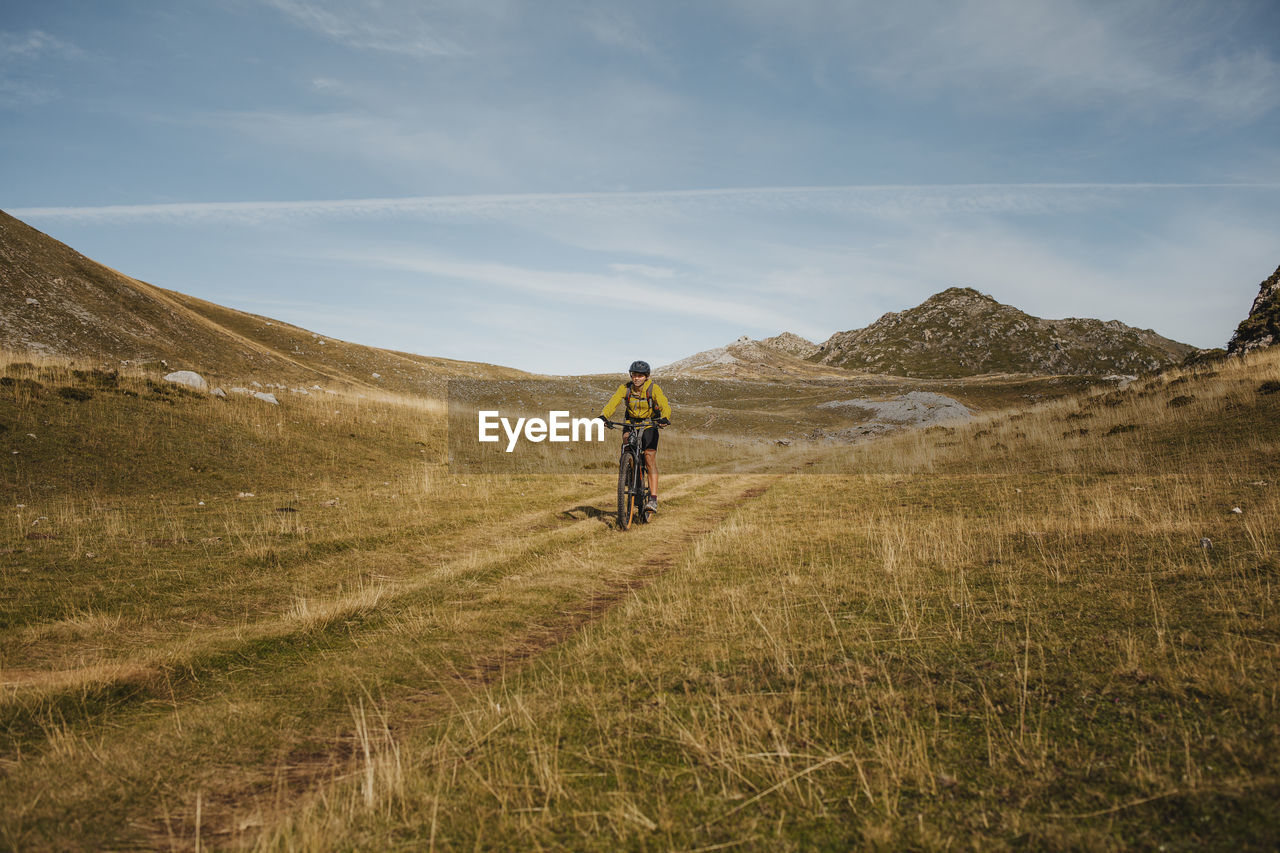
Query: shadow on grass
xmin=562 ymin=504 xmax=613 ymax=525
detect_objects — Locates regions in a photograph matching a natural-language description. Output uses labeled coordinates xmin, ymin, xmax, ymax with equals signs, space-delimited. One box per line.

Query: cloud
xmin=260 ymin=0 xmax=469 ymax=56
xmin=325 ymin=247 xmax=811 ymax=333
xmin=731 ymin=0 xmax=1280 ymax=122
xmin=12 ymin=183 xmax=1276 ymax=225
xmin=0 ymin=29 xmax=81 ymax=107
xmin=609 ymin=263 xmax=678 ymax=279
xmin=0 ymin=30 xmax=80 ymax=62
xmin=581 ymin=8 xmax=659 ymax=59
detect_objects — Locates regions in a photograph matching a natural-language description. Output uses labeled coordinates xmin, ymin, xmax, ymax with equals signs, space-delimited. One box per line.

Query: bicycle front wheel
xmin=617 ymin=451 xmax=636 ymax=530
xmin=637 ymin=467 xmax=652 ymax=524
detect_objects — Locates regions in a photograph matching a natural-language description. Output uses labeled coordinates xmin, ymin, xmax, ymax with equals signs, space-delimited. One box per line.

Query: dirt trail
xmin=0 ymin=472 xmax=737 ymax=699
xmin=121 ymin=472 xmax=780 ymax=849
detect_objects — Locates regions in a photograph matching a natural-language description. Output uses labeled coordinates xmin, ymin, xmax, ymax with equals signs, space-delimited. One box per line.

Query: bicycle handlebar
xmin=603 ymin=419 xmax=668 ymax=429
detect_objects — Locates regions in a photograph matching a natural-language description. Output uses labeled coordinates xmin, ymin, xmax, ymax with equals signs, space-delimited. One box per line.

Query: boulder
xmin=164 ymin=370 xmax=208 ymax=391
xmin=253 ymin=391 xmax=280 ymax=405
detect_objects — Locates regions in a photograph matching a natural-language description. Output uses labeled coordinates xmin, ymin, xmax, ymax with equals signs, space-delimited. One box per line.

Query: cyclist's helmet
xmin=629 ymin=360 xmax=651 ymax=376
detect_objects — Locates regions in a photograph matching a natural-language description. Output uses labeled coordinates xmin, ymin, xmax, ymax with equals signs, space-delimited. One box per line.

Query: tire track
xmin=163 ymin=474 xmax=782 ymax=847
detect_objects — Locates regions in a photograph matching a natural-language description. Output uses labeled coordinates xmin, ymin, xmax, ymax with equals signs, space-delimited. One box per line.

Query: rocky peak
xmin=1227 ymin=264 xmax=1280 ymax=356
xmin=810 ymin=287 xmax=1194 ymax=378
xmin=758 ymin=332 xmax=819 ymax=359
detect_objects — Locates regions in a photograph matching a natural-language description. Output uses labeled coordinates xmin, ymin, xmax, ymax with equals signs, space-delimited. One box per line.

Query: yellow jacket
xmin=601 ymin=378 xmax=672 ymax=421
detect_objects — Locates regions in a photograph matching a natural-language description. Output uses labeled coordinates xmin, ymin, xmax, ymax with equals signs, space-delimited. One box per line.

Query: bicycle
xmin=604 ymin=418 xmax=665 ymax=530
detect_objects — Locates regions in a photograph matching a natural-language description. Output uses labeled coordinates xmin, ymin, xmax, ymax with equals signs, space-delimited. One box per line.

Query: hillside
xmin=659 ymin=334 xmax=855 ymax=380
xmin=1228 ymin=263 xmax=1280 ymax=355
xmin=0 ymin=210 xmax=524 ymax=395
xmin=811 ymin=286 xmax=1197 ymax=377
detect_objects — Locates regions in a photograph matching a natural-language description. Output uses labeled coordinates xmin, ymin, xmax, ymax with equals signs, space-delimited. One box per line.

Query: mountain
xmin=0 ymin=210 xmax=524 ymax=394
xmin=758 ymin=332 xmax=819 ymax=359
xmin=1227 ymin=264 xmax=1280 ymax=356
xmin=659 ymin=334 xmax=853 ymax=380
xmin=810 ymin=287 xmax=1197 ymax=377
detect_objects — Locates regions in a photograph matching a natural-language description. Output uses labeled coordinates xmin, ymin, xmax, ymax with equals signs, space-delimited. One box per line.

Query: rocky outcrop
xmin=758 ymin=332 xmax=819 ymax=359
xmin=810 ymin=287 xmax=1195 ymax=378
xmin=1227 ymin=264 xmax=1280 ymax=356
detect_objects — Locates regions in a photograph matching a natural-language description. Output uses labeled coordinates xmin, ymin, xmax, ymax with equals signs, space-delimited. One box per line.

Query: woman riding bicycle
xmin=598 ymin=360 xmax=671 ymax=513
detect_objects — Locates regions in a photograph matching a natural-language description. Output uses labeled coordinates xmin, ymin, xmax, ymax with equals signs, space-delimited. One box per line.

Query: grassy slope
xmin=1 ymin=350 xmax=1278 ymax=849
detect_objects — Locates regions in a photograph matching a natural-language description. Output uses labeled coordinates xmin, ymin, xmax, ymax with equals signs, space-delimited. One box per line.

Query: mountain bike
xmin=605 ymin=418 xmax=665 ymax=530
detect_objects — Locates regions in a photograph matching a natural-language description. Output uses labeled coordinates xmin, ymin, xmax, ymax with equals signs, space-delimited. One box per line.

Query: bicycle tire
xmin=617 ymin=451 xmax=636 ymax=530
xmin=637 ymin=466 xmax=652 ymax=524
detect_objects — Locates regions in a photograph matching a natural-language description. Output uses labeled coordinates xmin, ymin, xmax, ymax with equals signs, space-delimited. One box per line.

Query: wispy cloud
xmin=0 ymin=30 xmax=80 ymax=62
xmin=13 ymin=183 xmax=1277 ymax=224
xmin=734 ymin=0 xmax=1280 ymax=123
xmin=260 ymin=0 xmax=469 ymax=56
xmin=324 ymin=247 xmax=811 ymax=333
xmin=0 ymin=29 xmax=81 ymax=107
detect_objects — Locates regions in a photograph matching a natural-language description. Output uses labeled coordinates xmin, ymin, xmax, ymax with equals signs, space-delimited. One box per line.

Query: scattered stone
xmin=25 ymin=297 xmax=38 ymax=305
xmin=252 ymin=381 xmax=263 ymax=388
xmin=1231 ymin=507 xmax=1243 ymax=514
xmin=237 ymin=492 xmax=255 ymax=499
xmin=164 ymin=370 xmax=207 ymax=391
xmin=253 ymin=391 xmax=279 ymax=405
xmin=211 ymin=387 xmax=227 ymax=399
xmin=372 ymin=372 xmax=381 ymax=379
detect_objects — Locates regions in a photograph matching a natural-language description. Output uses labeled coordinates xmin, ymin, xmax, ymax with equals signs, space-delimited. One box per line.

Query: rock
xmin=25 ymin=297 xmax=38 ymax=306
xmin=372 ymin=372 xmax=381 ymax=379
xmin=211 ymin=387 xmax=227 ymax=398
xmin=1228 ymin=264 xmax=1280 ymax=356
xmin=253 ymin=391 xmax=279 ymax=405
xmin=164 ymin=370 xmax=208 ymax=391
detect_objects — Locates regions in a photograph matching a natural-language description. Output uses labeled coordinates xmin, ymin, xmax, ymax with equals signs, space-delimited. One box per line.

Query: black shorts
xmin=624 ymin=424 xmax=660 ymax=451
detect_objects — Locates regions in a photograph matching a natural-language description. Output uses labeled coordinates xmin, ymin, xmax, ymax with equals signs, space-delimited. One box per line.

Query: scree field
xmin=1 ymin=348 xmax=1278 ymax=850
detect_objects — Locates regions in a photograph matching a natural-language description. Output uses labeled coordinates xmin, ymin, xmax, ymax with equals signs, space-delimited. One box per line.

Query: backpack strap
xmin=625 ymin=380 xmax=655 ymax=420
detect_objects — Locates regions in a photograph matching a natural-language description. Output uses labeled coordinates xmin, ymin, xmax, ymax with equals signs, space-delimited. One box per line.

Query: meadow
xmin=1 ymin=348 xmax=1277 ymax=850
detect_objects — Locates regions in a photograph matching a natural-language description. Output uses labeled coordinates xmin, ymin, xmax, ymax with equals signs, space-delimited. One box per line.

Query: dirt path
xmin=186 ymin=473 xmax=783 ymax=848
xmin=2 ymin=472 xmax=782 ymax=850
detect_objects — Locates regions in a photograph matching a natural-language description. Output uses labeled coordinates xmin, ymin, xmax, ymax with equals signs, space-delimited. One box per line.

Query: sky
xmin=3 ymin=0 xmax=1279 ymax=375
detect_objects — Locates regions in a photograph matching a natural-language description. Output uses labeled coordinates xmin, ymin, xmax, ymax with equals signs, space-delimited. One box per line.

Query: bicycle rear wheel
xmin=617 ymin=451 xmax=636 ymax=530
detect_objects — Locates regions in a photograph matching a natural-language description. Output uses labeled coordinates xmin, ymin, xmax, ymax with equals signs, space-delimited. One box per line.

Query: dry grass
xmin=2 ymin=348 xmax=1278 ymax=849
